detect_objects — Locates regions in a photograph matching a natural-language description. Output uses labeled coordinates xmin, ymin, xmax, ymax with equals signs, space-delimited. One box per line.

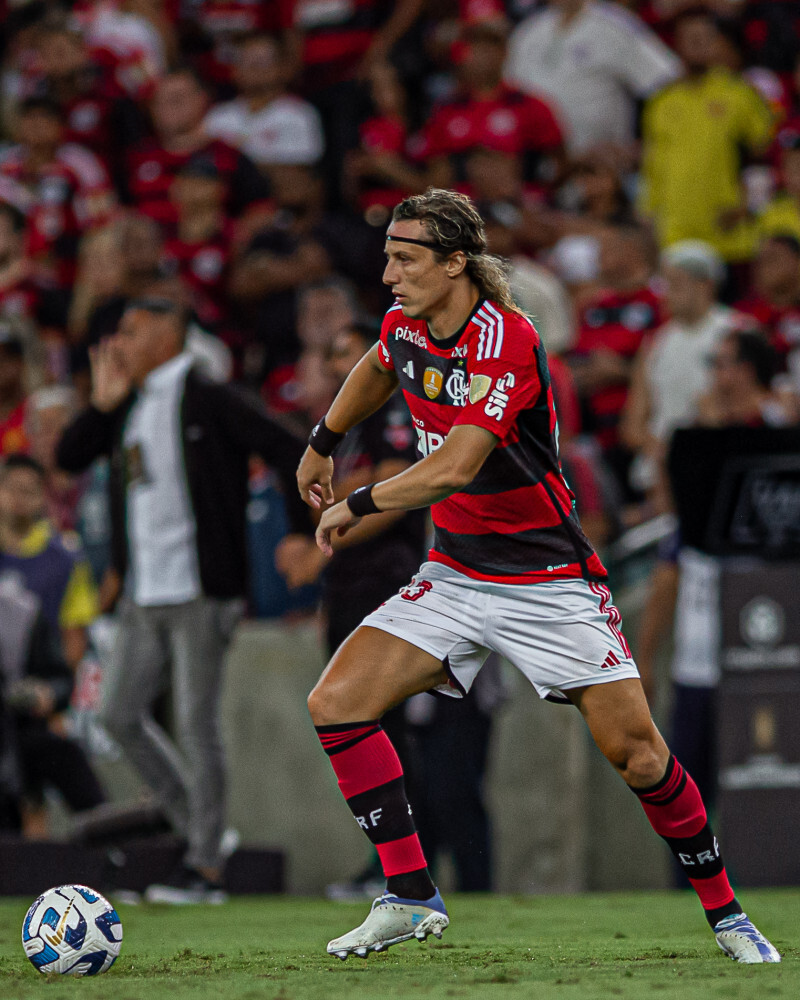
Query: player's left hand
xmin=316 ymin=500 xmax=361 ymax=557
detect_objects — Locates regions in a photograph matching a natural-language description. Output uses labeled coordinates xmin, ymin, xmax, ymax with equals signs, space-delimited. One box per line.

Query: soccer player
xmin=296 ymin=189 xmax=780 ymax=964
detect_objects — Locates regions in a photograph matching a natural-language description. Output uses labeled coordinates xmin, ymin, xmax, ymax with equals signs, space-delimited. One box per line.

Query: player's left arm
xmin=315 ymin=424 xmax=497 ymax=555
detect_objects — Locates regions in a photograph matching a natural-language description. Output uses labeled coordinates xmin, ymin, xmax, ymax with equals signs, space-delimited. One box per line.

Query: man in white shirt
xmin=204 ymin=33 xmax=324 ymax=175
xmin=504 ymin=0 xmax=680 ymax=155
xmin=57 ymin=298 xmax=309 ymax=903
xmin=620 ymin=240 xmax=745 ymax=504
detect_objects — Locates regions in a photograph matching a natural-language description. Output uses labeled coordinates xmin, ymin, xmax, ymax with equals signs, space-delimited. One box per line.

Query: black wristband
xmin=346 ymin=484 xmax=381 ymax=517
xmin=308 ymin=418 xmax=344 ymax=457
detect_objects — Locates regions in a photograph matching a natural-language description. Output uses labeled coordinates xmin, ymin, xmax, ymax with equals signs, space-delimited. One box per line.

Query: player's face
xmin=383 ymin=221 xmax=454 ymax=321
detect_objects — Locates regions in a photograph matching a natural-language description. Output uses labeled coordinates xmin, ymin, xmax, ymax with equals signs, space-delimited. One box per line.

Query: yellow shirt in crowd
xmin=17 ymin=520 xmax=99 ymax=628
xmin=641 ymin=67 xmax=774 ymax=261
xmin=757 ymin=193 xmax=800 ymax=243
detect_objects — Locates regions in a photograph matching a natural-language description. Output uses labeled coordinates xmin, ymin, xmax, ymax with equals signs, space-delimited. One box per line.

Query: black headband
xmin=386 ymin=234 xmax=454 ymax=255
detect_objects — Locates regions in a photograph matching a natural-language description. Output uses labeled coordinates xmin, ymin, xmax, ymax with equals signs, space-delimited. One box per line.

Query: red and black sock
xmin=632 ymin=755 xmax=741 ymax=927
xmin=316 ymin=721 xmax=435 ymax=901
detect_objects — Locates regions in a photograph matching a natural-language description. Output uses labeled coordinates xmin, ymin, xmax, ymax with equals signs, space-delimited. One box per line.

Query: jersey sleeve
xmin=377 ymin=312 xmax=397 ymax=371
xmin=454 ymin=315 xmax=543 ymax=440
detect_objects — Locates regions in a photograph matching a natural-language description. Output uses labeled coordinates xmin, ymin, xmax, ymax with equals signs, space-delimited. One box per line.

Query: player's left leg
xmin=569 ymin=678 xmax=780 ymax=964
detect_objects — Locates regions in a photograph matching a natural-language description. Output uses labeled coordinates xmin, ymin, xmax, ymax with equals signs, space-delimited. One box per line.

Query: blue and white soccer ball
xmin=22 ymin=884 xmax=122 ymax=976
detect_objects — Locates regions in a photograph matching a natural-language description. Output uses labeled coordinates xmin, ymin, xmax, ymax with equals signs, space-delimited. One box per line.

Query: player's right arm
xmin=297 ymin=343 xmax=398 ymax=509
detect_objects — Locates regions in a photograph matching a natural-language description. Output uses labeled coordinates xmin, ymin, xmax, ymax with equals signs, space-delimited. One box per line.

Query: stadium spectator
xmin=413 ymin=18 xmax=565 ymax=195
xmin=640 ymin=10 xmax=774 ymax=275
xmin=79 ymin=0 xmax=169 ymax=92
xmin=0 ymin=578 xmax=105 ymax=835
xmin=735 ymin=235 xmax=800 ymax=368
xmin=163 ymin=157 xmax=233 ymax=333
xmin=293 ymin=0 xmax=426 ymax=203
xmin=203 ymin=33 xmax=324 ymax=176
xmin=694 ymin=328 xmax=792 ymax=428
xmin=554 ymin=156 xmax=635 ymax=233
xmin=0 ymin=96 xmax=116 ymax=297
xmin=229 ymin=164 xmax=386 ymax=381
xmin=620 ymin=240 xmax=745 ymax=508
xmin=505 ymin=0 xmax=680 ymax=156
xmin=638 ymin=330 xmax=791 ymax=813
xmin=33 ymin=20 xmax=149 ymax=187
xmin=569 ymin=224 xmax=663 ymax=497
xmin=758 ymin=129 xmax=800 ymax=243
xmin=125 ymin=67 xmax=270 ymax=227
xmin=67 ymin=224 xmax=126 ymax=352
xmin=181 ymin=0 xmax=289 ymax=90
xmin=26 ymin=385 xmax=84 ymax=534
xmin=0 ymin=203 xmax=39 ymax=327
xmin=0 ymin=453 xmax=98 ymax=672
xmin=343 ymin=60 xmax=428 ymax=222
xmin=56 ymin=297 xmax=311 ymax=903
xmin=0 ymin=327 xmax=31 ymax=457
xmin=738 ymin=0 xmax=800 ymax=75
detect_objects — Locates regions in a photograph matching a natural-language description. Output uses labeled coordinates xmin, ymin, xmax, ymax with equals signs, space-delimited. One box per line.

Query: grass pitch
xmin=0 ymin=889 xmax=796 ymax=1000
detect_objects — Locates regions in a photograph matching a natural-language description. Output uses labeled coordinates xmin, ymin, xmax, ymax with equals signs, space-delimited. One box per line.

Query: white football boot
xmin=327 ymin=890 xmax=449 ymax=959
xmin=714 ymin=913 xmax=781 ymax=963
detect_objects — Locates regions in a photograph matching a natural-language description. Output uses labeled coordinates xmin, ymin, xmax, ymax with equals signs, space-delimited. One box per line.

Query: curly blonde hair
xmin=391 ymin=189 xmax=521 ymax=313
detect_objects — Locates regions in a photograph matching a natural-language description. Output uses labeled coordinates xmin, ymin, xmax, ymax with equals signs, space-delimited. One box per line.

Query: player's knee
xmin=308 ymin=672 xmax=371 ymax=726
xmin=613 ymin=739 xmax=668 ymax=788
xmin=307 ymin=681 xmax=338 ymax=726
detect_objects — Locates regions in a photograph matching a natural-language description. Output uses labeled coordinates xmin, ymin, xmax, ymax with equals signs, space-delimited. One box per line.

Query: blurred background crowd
xmin=0 ymin=0 xmax=799 ymax=889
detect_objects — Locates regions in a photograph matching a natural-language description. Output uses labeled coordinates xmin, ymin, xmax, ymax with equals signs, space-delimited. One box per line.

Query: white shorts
xmin=361 ymin=561 xmax=640 ymax=702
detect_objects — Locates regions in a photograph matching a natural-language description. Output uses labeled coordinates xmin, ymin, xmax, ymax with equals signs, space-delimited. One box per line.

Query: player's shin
xmin=315 ymin=721 xmax=435 ymax=901
xmin=631 ymin=754 xmax=741 ymax=927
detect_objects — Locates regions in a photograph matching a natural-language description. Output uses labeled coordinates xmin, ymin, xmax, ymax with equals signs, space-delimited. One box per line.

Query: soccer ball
xmin=21 ymin=884 xmax=122 ymax=976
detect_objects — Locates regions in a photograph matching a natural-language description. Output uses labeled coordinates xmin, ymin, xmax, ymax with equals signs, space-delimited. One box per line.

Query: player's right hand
xmin=297 ymin=446 xmax=335 ymax=509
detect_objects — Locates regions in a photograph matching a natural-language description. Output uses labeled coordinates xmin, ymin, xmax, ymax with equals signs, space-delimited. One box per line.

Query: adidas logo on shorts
xmin=601 ymin=650 xmax=621 ymax=669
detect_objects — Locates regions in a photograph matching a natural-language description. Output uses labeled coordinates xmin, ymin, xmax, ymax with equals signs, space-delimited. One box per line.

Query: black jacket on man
xmin=56 ymin=367 xmax=310 ymax=601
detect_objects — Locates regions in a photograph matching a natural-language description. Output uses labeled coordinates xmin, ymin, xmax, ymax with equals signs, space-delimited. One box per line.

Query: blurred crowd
xmin=1 ymin=0 xmax=800 ymax=853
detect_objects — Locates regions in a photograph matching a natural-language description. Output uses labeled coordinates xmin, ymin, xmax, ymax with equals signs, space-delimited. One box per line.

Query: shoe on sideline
xmin=145 ymin=863 xmax=228 ymax=905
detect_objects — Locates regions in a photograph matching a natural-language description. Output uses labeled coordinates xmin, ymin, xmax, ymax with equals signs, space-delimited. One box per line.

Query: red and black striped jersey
xmin=377 ymin=297 xmax=607 ymax=584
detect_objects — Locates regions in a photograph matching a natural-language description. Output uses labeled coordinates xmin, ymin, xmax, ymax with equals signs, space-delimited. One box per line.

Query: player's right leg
xmin=309 ymin=625 xmax=451 ymax=959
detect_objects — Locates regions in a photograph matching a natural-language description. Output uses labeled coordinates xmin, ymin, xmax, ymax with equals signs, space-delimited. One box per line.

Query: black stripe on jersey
xmin=433 ymin=523 xmax=585 ymax=576
xmin=461 ymin=416 xmax=554 ymax=496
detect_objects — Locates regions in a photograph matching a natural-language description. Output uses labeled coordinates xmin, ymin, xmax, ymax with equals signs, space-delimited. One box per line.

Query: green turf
xmin=0 ymin=890 xmax=796 ymax=999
